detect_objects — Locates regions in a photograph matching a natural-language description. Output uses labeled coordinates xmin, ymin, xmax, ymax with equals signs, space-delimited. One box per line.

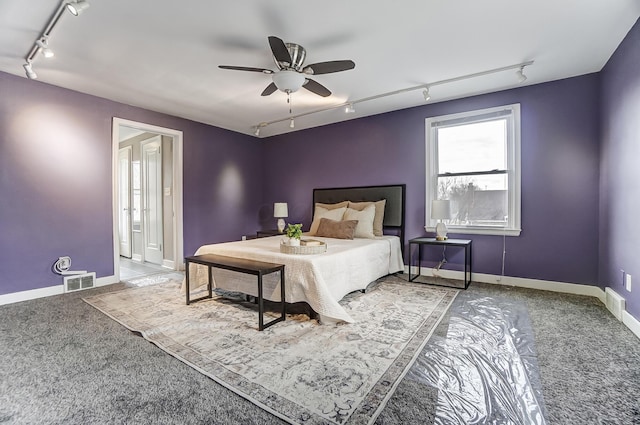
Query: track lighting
xmin=23 ymin=0 xmax=90 ymax=81
xmin=23 ymin=62 xmax=37 ymax=79
xmin=422 ymin=87 xmax=431 ymax=101
xmin=254 ymin=127 xmax=261 ymax=136
xmin=36 ymin=38 xmax=54 ymax=58
xmin=65 ymin=0 xmax=90 ymax=16
xmin=252 ymin=60 xmax=534 ymax=134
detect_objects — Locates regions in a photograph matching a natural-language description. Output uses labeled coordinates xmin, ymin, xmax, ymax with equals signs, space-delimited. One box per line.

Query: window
xmin=425 ymin=104 xmax=521 ymax=236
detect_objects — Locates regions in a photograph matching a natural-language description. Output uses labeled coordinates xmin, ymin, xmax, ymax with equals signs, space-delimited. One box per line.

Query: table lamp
xmin=274 ymin=202 xmax=288 ymax=233
xmin=431 ymin=199 xmax=451 ymax=240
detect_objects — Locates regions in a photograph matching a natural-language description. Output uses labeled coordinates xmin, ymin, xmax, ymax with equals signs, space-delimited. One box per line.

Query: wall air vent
xmin=605 ymin=287 xmax=625 ymax=321
xmin=64 ymin=272 xmax=96 ymax=293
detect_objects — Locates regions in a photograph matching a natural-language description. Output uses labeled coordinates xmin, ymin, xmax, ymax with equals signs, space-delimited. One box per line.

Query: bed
xmin=183 ymin=184 xmax=406 ymax=323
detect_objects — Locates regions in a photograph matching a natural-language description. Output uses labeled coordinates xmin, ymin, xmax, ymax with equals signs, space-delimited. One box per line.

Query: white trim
xmin=96 ymin=275 xmax=119 ymax=287
xmin=0 ymin=285 xmax=63 ymax=305
xmin=162 ymin=259 xmax=176 ymax=269
xmin=623 ymin=310 xmax=640 ymax=340
xmin=112 ymin=118 xmax=184 ymax=281
xmin=0 ymin=275 xmax=118 ymax=306
xmin=405 ymin=267 xmax=606 ymax=299
xmin=425 ymin=104 xmax=521 ymax=237
xmin=404 ymin=267 xmax=640 ymax=340
xmin=132 ymin=254 xmax=143 ymax=262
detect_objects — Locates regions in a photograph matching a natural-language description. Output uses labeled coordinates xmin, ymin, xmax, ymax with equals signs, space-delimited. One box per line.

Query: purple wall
xmin=0 ymin=71 xmax=263 ymax=296
xmin=262 ymin=75 xmax=602 ymax=286
xmin=600 ymin=18 xmax=640 ymax=320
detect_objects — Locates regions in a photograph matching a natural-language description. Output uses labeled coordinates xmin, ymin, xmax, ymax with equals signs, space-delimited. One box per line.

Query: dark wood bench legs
xmin=185 ymin=256 xmax=285 ymax=331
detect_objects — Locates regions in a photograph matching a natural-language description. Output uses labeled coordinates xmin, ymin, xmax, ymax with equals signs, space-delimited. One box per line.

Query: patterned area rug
xmin=84 ymin=276 xmax=457 ymax=425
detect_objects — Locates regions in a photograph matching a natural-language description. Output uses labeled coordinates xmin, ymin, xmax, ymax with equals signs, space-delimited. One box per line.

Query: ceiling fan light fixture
xmin=65 ymin=0 xmax=90 ymax=16
xmin=272 ymin=70 xmax=306 ymax=93
xmin=345 ymin=103 xmax=356 ymax=114
xmin=516 ymin=66 xmax=527 ymax=83
xmin=422 ymin=87 xmax=431 ymax=101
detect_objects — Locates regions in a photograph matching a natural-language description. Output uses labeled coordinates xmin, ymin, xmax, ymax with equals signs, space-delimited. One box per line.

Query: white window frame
xmin=425 ymin=104 xmax=521 ymax=236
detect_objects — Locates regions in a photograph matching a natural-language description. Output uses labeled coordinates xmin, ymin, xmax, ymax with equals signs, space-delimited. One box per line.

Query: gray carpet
xmin=1 ymin=276 xmax=640 ymax=424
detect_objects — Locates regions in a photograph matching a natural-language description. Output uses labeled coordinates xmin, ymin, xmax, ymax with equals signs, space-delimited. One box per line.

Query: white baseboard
xmin=162 ymin=259 xmax=175 ymax=269
xmin=0 ymin=275 xmax=118 ymax=306
xmin=623 ymin=310 xmax=640 ymax=340
xmin=404 ymin=266 xmax=640 ymax=341
xmin=405 ymin=265 xmax=605 ymax=299
xmin=132 ymin=254 xmax=142 ymax=262
xmin=0 ymin=285 xmax=64 ymax=306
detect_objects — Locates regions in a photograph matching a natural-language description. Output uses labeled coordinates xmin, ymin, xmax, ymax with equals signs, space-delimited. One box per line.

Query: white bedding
xmin=182 ymin=235 xmax=404 ymax=323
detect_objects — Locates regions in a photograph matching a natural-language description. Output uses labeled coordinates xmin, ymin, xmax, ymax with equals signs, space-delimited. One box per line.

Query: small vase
xmin=289 ymin=238 xmax=300 ymax=247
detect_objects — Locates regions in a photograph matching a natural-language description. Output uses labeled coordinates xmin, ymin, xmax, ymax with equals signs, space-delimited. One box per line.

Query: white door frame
xmin=111 ymin=118 xmax=184 ymax=281
xmin=118 ymin=146 xmax=133 ymax=258
xmin=141 ymin=136 xmax=164 ymax=265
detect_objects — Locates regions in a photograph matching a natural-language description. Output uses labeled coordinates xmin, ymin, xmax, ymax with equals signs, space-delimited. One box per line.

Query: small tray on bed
xmin=280 ymin=239 xmax=327 ymax=255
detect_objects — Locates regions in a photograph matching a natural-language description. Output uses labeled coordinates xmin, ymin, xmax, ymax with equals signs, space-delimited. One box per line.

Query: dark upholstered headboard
xmin=312 ymin=184 xmax=406 ymax=254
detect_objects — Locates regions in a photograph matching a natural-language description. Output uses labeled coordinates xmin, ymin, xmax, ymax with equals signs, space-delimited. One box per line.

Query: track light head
xmin=289 ymin=118 xmax=295 ymax=129
xmin=65 ymin=0 xmax=90 ymax=16
xmin=422 ymin=87 xmax=431 ymax=101
xmin=345 ymin=103 xmax=355 ymax=114
xmin=516 ymin=66 xmax=527 ymax=83
xmin=36 ymin=38 xmax=54 ymax=58
xmin=23 ymin=62 xmax=37 ymax=79
xmin=254 ymin=127 xmax=261 ymax=136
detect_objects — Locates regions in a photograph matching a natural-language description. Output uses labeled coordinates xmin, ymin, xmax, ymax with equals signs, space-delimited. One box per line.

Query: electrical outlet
xmin=626 ymin=274 xmax=632 ymax=292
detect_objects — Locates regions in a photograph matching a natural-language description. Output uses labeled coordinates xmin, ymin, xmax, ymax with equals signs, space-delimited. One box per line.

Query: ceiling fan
xmin=218 ymin=36 xmax=355 ymax=98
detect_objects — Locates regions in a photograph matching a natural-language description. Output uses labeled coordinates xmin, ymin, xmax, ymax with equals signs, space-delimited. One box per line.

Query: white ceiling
xmin=1 ymin=1 xmax=638 ymax=138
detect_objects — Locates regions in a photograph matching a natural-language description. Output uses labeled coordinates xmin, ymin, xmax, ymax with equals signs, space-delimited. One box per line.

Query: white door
xmin=141 ymin=137 xmax=164 ymax=265
xmin=118 ymin=147 xmax=132 ymax=258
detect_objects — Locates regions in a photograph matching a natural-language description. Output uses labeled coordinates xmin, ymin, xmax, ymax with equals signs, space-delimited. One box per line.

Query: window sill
xmin=424 ymin=226 xmax=521 ymax=237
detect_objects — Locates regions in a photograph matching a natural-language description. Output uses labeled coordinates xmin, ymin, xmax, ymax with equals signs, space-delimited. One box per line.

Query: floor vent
xmin=605 ymin=287 xmax=625 ymax=321
xmin=64 ymin=272 xmax=96 ymax=293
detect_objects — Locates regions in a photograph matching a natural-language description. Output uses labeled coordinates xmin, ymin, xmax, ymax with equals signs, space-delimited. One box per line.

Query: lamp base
xmin=435 ymin=222 xmax=448 ymax=241
xmin=277 ymin=218 xmax=285 ymax=233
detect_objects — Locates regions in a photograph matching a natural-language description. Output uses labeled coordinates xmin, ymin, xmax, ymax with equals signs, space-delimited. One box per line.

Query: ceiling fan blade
xmin=261 ymin=82 xmax=278 ymax=96
xmin=303 ymin=60 xmax=355 ymax=75
xmin=218 ymin=65 xmax=273 ymax=74
xmin=268 ymin=36 xmax=292 ymax=66
xmin=303 ymin=79 xmax=331 ymax=97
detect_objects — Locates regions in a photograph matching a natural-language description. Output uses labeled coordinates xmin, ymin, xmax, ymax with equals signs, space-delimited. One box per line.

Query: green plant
xmin=285 ymin=223 xmax=303 ymax=239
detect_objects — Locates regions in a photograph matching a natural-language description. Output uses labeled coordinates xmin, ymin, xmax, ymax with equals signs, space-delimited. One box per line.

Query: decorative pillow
xmin=348 ymin=200 xmax=386 ymax=236
xmin=308 ymin=206 xmax=347 ymax=235
xmin=315 ymin=218 xmax=357 ymax=240
xmin=343 ymin=204 xmax=376 ymax=239
xmin=315 ymin=201 xmax=348 ymax=210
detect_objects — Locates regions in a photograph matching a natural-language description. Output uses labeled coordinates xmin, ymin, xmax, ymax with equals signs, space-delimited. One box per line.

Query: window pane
xmin=437 ymin=119 xmax=507 ymax=174
xmin=437 ymin=174 xmax=508 ymax=227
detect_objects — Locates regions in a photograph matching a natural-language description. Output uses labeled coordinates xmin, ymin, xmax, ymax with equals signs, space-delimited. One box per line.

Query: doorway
xmin=111 ymin=118 xmax=184 ymax=281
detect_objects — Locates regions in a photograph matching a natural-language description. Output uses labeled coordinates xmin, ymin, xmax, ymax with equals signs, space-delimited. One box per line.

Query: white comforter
xmin=183 ymin=235 xmax=404 ymax=323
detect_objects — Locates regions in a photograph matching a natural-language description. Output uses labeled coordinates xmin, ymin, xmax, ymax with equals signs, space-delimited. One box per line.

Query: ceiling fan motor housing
xmin=274 ymin=43 xmax=306 ymax=71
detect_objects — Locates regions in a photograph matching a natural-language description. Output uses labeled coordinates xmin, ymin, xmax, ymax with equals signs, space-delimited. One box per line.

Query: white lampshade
xmin=431 ymin=200 xmax=451 ymax=220
xmin=431 ymin=200 xmax=451 ymax=241
xmin=274 ymin=203 xmax=288 ymax=218
xmin=274 ymin=202 xmax=288 ymax=232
